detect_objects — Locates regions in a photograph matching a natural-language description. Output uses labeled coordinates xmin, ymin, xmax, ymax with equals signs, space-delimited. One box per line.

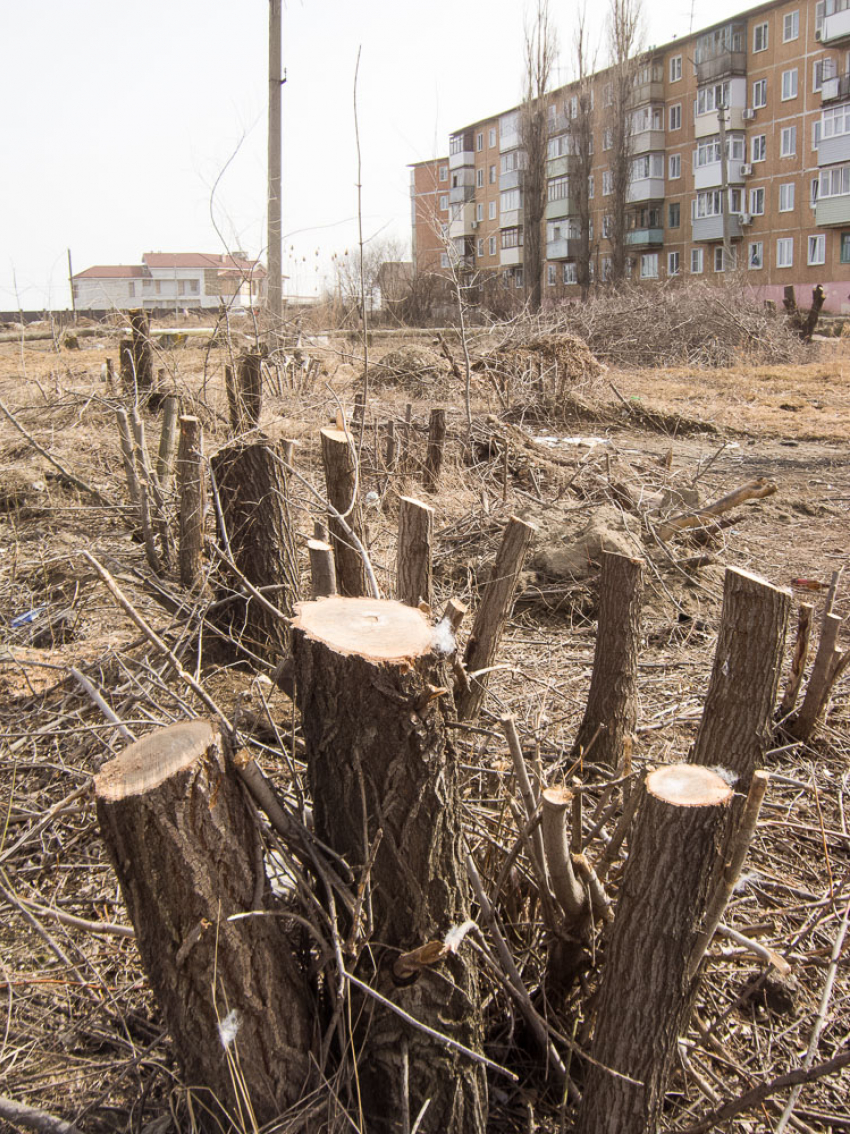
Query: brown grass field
xmin=0 ymin=325 xmax=848 ymax=1133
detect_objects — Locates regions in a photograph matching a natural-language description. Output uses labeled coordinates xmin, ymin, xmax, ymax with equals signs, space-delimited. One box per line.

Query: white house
xmin=71 ymin=252 xmax=266 ymax=311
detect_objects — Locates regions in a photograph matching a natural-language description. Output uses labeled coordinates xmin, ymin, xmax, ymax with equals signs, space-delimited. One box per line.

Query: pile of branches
xmin=548 ymin=278 xmax=812 ymax=369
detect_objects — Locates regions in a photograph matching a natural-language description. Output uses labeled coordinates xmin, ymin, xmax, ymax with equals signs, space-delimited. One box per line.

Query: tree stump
xmin=210 ymin=437 xmax=297 ymax=662
xmin=577 ymin=764 xmax=733 ymax=1134
xmin=177 ymin=416 xmax=206 ymax=589
xmin=424 ymin=407 xmax=446 ymax=493
xmin=95 ymin=720 xmax=312 ymax=1126
xmin=290 ymin=597 xmax=486 ymax=1134
xmin=397 ymin=495 xmax=433 ymax=608
xmin=120 ymin=309 xmax=154 ymax=396
xmin=320 ymin=427 xmax=368 ymax=597
xmin=237 ymin=351 xmax=263 ymax=430
xmin=571 ymin=551 xmax=643 ymax=768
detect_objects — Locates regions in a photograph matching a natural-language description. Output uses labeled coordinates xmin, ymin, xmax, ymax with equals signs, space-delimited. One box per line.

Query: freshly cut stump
xmin=577 ymin=764 xmax=733 ymax=1134
xmin=95 ymin=720 xmax=312 ymax=1126
xmin=291 ymin=597 xmax=486 ymax=1134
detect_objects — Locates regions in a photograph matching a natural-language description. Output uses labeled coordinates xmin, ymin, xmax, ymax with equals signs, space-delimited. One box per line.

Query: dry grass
xmin=1 ymin=324 xmax=849 ymax=1133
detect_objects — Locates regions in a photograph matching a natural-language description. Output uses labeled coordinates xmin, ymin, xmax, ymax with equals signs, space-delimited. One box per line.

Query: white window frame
xmin=489 ymin=200 xmax=497 ymax=220
xmin=602 ymin=171 xmax=613 ymax=196
xmin=752 ymin=79 xmax=767 ymax=109
xmin=640 ymin=253 xmax=659 ymax=279
xmin=476 ymin=132 xmax=484 ymax=152
xmin=668 ymin=201 xmax=681 ymax=227
xmin=563 ymin=262 xmax=577 ymax=285
xmin=783 ymin=10 xmax=799 ymax=41
xmin=476 ymin=202 xmax=484 ymax=221
xmin=753 ymin=22 xmax=768 ymax=52
xmin=439 ymin=195 xmax=448 ymax=211
xmin=667 ymin=251 xmax=680 ymax=275
xmin=749 ymin=241 xmax=763 ymax=269
xmin=714 ymin=246 xmax=728 ymax=272
xmin=440 ymin=252 xmax=450 ymax=269
xmin=477 ymin=238 xmax=484 ymax=257
xmin=476 ymin=168 xmax=484 ymax=188
xmin=670 ymin=55 xmax=682 ymax=82
xmin=439 ymin=166 xmax=448 ymax=182
xmin=780 ymin=127 xmax=797 ymax=157
xmin=547 ymin=263 xmax=557 ymax=286
xmin=776 ymin=237 xmax=794 ymax=268
xmin=488 ymin=127 xmax=496 ymax=147
xmin=669 ymin=153 xmax=681 ymax=179
xmin=781 ymin=69 xmax=798 ymax=101
xmin=779 ymin=182 xmax=795 ymax=211
xmin=752 ymin=134 xmax=766 ymax=163
xmin=808 ymin=234 xmax=825 ymax=265
xmin=489 ymin=164 xmax=496 ymax=184
xmin=488 ymin=235 xmax=496 ymax=256
xmin=690 ymin=247 xmax=704 ymax=274
xmin=669 ymin=104 xmax=682 ymax=131
xmin=749 ymin=186 xmax=765 ymax=215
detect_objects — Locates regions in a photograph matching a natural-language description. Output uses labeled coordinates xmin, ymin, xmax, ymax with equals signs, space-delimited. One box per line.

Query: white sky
xmin=1 ymin=0 xmax=749 ymax=309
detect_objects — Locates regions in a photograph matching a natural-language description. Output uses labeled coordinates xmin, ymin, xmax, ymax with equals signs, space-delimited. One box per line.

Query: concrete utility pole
xmin=268 ymin=0 xmax=283 ymax=330
xmin=67 ymin=248 xmax=76 ymax=322
xmin=718 ymin=103 xmax=733 ymax=270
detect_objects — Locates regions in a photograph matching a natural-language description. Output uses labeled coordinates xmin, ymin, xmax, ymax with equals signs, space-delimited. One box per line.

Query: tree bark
xmin=307 ymin=538 xmax=337 ymax=598
xmin=210 ymin=437 xmax=298 ymax=662
xmin=120 ymin=309 xmax=154 ymax=396
xmin=456 ymin=516 xmax=535 ymax=721
xmin=424 ymin=408 xmax=446 ymax=493
xmin=95 ymin=720 xmax=313 ymax=1127
xmin=571 ymin=552 xmax=643 ymax=768
xmin=177 ymin=416 xmax=206 ymax=589
xmin=291 ymin=597 xmax=487 ymax=1134
xmin=688 ymin=567 xmax=790 ymax=789
xmin=237 ymin=351 xmax=263 ymax=430
xmin=577 ymin=764 xmax=733 ymax=1134
xmin=320 ymin=426 xmax=368 ymax=597
xmin=397 ymin=496 xmax=433 ymax=608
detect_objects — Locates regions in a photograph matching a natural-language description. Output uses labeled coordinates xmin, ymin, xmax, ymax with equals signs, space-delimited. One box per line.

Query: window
xmin=819 ymin=165 xmax=850 ymax=199
xmin=811 ymin=177 xmax=820 ymax=207
xmin=476 ymin=203 xmax=484 ymax=221
xmin=563 ymin=262 xmax=577 ymax=285
xmin=781 ymin=69 xmax=798 ymax=101
xmin=783 ymin=11 xmax=799 ymax=41
xmin=696 ymin=134 xmax=745 ymax=167
xmin=440 ymin=253 xmax=450 ymax=269
xmin=439 ymin=195 xmax=448 ymax=211
xmin=822 ymin=105 xmax=850 ymax=141
xmin=602 ymin=214 xmax=613 ymax=238
xmin=752 ymin=135 xmax=766 ymax=162
xmin=781 ymin=127 xmax=797 ymax=157
xmin=814 ymin=58 xmax=837 ymax=93
xmin=752 ymin=79 xmax=767 ymax=109
xmin=500 ymin=149 xmax=526 ymax=174
xmin=476 ymin=168 xmax=484 ymax=188
xmin=514 ymin=269 xmax=523 ymax=289
xmin=816 ymin=1 xmax=825 ymax=37
xmin=777 ymin=237 xmax=794 ymax=267
xmin=694 ymin=190 xmax=724 ymax=218
xmin=603 ymin=128 xmax=613 ymax=150
xmin=489 ymin=164 xmax=496 ymax=184
xmin=691 ymin=248 xmax=704 ymax=274
xmin=714 ymin=246 xmax=727 ymax=272
xmin=749 ymin=242 xmax=763 ymax=269
xmin=602 ymin=171 xmax=613 ymax=195
xmin=476 ymin=132 xmax=483 ymax=151
xmin=601 ymin=256 xmax=613 ymax=281
xmin=750 ymin=187 xmax=765 ymax=214
xmin=489 ymin=127 xmax=496 ymax=147
xmin=669 ymin=104 xmax=682 ymax=131
xmin=641 ymin=253 xmax=659 ymax=278
xmin=753 ymin=22 xmax=768 ymax=52
xmin=697 ymin=82 xmax=729 ymax=116
xmin=668 ymin=251 xmax=680 ymax=275
xmin=779 ymin=182 xmax=795 ymax=211
xmin=501 ymin=226 xmax=523 ymax=249
xmin=439 ymin=165 xmax=448 ymax=182
xmin=450 ymin=135 xmax=465 ymax=155
xmin=547 ymin=264 xmax=557 ymax=286
xmin=547 ymin=175 xmax=569 ymax=201
xmin=808 ymin=234 xmax=825 ymax=265
xmin=669 ymin=153 xmax=681 ymax=179
xmin=501 ymin=188 xmax=522 ymax=211
xmin=631 ymin=153 xmax=664 ymax=180
xmin=488 ymin=235 xmax=497 ymax=256
xmin=489 ymin=200 xmax=497 ymax=220
xmin=603 ymin=82 xmax=613 ymax=107
xmin=477 ymin=238 xmax=484 ymax=257
xmin=588 ymin=174 xmax=594 ymax=198
xmin=841 ymin=232 xmax=850 ymax=264
xmin=668 ymin=202 xmax=681 ymax=227
xmin=569 ymin=95 xmax=578 ymax=118
xmin=670 ymin=55 xmax=682 ymax=82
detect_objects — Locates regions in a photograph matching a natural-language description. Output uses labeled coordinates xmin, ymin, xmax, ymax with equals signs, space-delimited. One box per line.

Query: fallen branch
xmin=0 ymin=1095 xmax=84 ymax=1134
xmin=657 ymin=478 xmax=777 ymax=541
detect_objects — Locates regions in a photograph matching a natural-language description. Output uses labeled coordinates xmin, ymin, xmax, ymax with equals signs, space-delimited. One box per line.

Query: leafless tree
xmin=521 ymin=0 xmax=558 ymax=313
xmin=606 ymin=0 xmax=643 ymax=285
xmin=331 ymin=235 xmax=408 ymax=318
xmin=570 ymin=7 xmax=596 ymax=300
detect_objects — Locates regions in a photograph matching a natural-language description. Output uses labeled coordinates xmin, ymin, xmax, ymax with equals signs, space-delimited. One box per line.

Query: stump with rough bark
xmin=577 ymin=764 xmax=733 ymax=1134
xmin=211 ymin=437 xmax=297 ymax=661
xmin=571 ymin=551 xmax=643 ymax=768
xmin=95 ymin=720 xmax=312 ymax=1126
xmin=177 ymin=416 xmax=205 ymax=589
xmin=291 ymin=597 xmax=487 ymax=1134
xmin=320 ymin=427 xmax=368 ymax=597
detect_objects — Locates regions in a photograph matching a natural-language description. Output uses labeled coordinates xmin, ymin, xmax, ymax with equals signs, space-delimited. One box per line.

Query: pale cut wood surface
xmin=95 ymin=719 xmax=215 ymax=801
xmin=292 ymin=596 xmax=433 ymax=661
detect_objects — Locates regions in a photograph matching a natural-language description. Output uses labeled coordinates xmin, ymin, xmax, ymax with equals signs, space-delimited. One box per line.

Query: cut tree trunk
xmin=210 ymin=437 xmax=297 ymax=662
xmin=424 ymin=408 xmax=446 ymax=493
xmin=95 ymin=720 xmax=313 ymax=1127
xmin=571 ymin=552 xmax=643 ymax=769
xmin=177 ymin=416 xmax=206 ymax=589
xmin=455 ymin=516 xmax=535 ymax=721
xmin=237 ymin=352 xmax=263 ymax=430
xmin=120 ymin=309 xmax=154 ymax=396
xmin=320 ymin=426 xmax=368 ymax=597
xmin=397 ymin=495 xmax=433 ymax=608
xmin=290 ymin=597 xmax=487 ymax=1134
xmin=307 ymin=538 xmax=337 ymax=598
xmin=577 ymin=764 xmax=733 ymax=1134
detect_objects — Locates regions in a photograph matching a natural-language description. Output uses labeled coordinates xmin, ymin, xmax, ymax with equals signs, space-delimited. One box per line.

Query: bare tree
xmin=606 ymin=0 xmax=643 ymax=285
xmin=521 ymin=0 xmax=558 ymax=313
xmin=570 ymin=7 xmax=596 ymax=300
xmin=331 ymin=235 xmax=409 ymax=319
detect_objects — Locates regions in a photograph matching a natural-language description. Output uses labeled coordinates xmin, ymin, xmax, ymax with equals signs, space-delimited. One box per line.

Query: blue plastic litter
xmin=10 ymin=606 xmax=48 ymax=628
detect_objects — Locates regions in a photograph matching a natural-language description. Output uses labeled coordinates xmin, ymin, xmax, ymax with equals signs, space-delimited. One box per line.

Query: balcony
xmin=448 ymin=203 xmax=475 ymax=239
xmin=449 ymin=148 xmax=474 ymax=170
xmin=692 ymin=214 xmax=742 ymax=241
xmin=627 ymin=177 xmax=665 ymax=202
xmin=820 ymin=5 xmax=850 ymax=44
xmin=547 ymin=154 xmax=571 ymax=178
xmin=546 ymin=237 xmax=580 ymax=260
xmin=631 ymin=128 xmax=666 ymax=155
xmin=821 ymin=73 xmax=850 ymax=102
xmin=545 ymin=195 xmax=571 ymax=219
xmin=818 ymin=133 xmax=850 ymax=166
xmin=626 ymin=227 xmax=664 ymax=247
xmin=449 ymin=184 xmax=474 ymax=204
xmin=500 ymin=208 xmax=523 ymax=228
xmin=693 ymin=159 xmax=747 ymax=189
xmin=548 ymin=112 xmax=570 ymax=135
xmin=500 ymin=245 xmax=524 ymax=266
xmin=816 ymin=194 xmax=850 ymax=225
xmin=695 ymin=106 xmax=747 ymax=138
xmin=500 ymin=129 xmax=521 ymax=153
xmin=696 ymin=50 xmax=747 ymax=84
xmin=499 ymin=168 xmax=524 ymax=191
xmin=630 ymin=77 xmax=665 ymax=107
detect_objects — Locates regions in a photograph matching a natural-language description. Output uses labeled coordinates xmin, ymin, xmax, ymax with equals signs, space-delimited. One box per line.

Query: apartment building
xmin=409 ymin=0 xmax=850 ymax=313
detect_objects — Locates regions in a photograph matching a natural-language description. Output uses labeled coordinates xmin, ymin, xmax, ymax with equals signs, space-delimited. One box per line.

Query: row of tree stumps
xmin=96 ymin=348 xmax=842 ymax=1133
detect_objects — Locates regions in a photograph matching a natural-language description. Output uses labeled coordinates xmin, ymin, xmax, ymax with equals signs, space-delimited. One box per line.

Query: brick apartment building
xmin=409 ymin=0 xmax=850 ymax=312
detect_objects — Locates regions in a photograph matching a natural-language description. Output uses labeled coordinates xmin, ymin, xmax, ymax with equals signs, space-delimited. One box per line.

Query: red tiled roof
xmin=72 ymin=265 xmax=146 ymax=279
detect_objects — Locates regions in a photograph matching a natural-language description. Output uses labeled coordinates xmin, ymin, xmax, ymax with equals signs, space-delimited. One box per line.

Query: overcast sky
xmin=1 ymin=0 xmax=748 ymax=310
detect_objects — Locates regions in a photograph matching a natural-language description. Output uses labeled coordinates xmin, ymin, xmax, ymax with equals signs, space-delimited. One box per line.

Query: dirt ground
xmin=0 ymin=327 xmax=848 ymax=1133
